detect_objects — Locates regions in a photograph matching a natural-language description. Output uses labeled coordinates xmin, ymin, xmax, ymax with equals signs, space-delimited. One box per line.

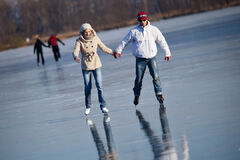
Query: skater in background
xmin=48 ymin=34 xmax=65 ymax=62
xmin=114 ymin=11 xmax=171 ymax=107
xmin=33 ymin=34 xmax=49 ymax=65
xmin=73 ymin=23 xmax=115 ymax=115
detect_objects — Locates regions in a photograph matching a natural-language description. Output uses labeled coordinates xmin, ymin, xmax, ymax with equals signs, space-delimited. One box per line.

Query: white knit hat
xmin=80 ymin=23 xmax=93 ymax=33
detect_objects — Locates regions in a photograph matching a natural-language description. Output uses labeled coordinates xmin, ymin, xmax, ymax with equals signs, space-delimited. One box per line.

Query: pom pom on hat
xmin=80 ymin=23 xmax=93 ymax=33
xmin=137 ymin=11 xmax=148 ymax=21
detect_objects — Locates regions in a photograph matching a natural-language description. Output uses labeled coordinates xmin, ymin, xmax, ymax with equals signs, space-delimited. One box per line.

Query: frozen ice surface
xmin=1 ymin=6 xmax=240 ymax=160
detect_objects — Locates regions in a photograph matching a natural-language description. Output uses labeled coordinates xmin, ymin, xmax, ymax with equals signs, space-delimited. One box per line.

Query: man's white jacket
xmin=115 ymin=21 xmax=171 ymax=58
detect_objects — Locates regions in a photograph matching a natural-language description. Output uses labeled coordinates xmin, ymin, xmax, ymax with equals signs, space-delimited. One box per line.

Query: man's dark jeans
xmin=133 ymin=56 xmax=162 ymax=96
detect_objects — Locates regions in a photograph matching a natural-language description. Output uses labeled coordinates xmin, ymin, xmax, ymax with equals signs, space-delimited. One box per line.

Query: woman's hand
xmin=75 ymin=56 xmax=81 ymax=63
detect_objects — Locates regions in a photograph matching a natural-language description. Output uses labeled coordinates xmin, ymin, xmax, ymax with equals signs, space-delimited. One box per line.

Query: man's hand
xmin=113 ymin=52 xmax=121 ymax=59
xmin=165 ymin=56 xmax=170 ymax=61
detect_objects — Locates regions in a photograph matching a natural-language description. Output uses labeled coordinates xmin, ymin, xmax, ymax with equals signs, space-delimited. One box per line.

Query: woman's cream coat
xmin=73 ymin=31 xmax=113 ymax=70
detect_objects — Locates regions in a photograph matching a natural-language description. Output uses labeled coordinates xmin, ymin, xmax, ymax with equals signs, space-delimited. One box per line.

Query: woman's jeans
xmin=133 ymin=56 xmax=162 ymax=97
xmin=82 ymin=68 xmax=106 ymax=109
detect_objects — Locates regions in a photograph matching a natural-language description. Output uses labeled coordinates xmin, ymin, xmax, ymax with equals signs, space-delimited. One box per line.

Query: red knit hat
xmin=137 ymin=11 xmax=148 ymax=21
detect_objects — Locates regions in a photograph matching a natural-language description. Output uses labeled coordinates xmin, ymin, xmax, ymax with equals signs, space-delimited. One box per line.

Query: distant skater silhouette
xmin=33 ymin=34 xmax=49 ymax=65
xmin=48 ymin=34 xmax=65 ymax=61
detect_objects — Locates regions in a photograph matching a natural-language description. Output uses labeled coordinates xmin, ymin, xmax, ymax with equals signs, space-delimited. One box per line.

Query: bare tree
xmin=1 ymin=0 xmax=240 ymax=51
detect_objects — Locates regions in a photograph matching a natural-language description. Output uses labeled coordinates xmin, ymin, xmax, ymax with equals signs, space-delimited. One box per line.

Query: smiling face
xmin=83 ymin=29 xmax=93 ymax=37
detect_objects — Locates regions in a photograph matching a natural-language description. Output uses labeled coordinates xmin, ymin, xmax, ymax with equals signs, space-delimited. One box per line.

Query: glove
xmin=113 ymin=52 xmax=121 ymax=59
xmin=165 ymin=56 xmax=170 ymax=61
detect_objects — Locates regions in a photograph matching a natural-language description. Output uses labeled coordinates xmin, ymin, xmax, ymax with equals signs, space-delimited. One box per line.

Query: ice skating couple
xmin=73 ymin=11 xmax=171 ymax=115
xmin=34 ymin=34 xmax=65 ymax=65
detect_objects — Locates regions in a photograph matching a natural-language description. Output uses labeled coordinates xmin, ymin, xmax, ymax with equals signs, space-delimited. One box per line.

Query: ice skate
xmin=134 ymin=96 xmax=139 ymax=106
xmin=102 ymin=107 xmax=109 ymax=113
xmin=85 ymin=108 xmax=91 ymax=115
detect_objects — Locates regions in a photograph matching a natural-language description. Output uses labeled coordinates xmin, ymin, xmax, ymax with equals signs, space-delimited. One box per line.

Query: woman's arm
xmin=96 ymin=36 xmax=113 ymax=55
xmin=40 ymin=40 xmax=49 ymax=48
xmin=73 ymin=40 xmax=81 ymax=63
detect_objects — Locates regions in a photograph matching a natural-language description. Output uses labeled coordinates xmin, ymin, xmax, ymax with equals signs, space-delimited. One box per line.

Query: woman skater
xmin=73 ymin=23 xmax=114 ymax=115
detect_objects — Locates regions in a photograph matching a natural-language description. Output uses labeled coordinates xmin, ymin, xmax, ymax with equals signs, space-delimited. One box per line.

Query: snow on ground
xmin=0 ymin=6 xmax=240 ymax=160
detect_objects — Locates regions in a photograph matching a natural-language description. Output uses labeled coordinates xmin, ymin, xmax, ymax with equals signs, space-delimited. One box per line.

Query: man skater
xmin=48 ymin=34 xmax=65 ymax=62
xmin=114 ymin=11 xmax=171 ymax=107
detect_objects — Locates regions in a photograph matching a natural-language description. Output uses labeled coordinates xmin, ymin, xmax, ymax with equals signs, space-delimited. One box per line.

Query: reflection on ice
xmin=87 ymin=114 xmax=119 ymax=160
xmin=136 ymin=108 xmax=189 ymax=160
xmin=136 ymin=109 xmax=164 ymax=159
xmin=39 ymin=67 xmax=50 ymax=87
xmin=159 ymin=108 xmax=178 ymax=160
xmin=181 ymin=135 xmax=189 ymax=160
xmin=55 ymin=64 xmax=65 ymax=81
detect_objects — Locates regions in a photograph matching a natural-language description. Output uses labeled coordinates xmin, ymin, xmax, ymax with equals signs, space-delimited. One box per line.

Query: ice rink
xmin=1 ymin=6 xmax=240 ymax=160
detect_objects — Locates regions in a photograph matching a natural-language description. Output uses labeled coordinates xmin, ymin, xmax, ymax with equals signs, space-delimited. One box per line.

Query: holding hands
xmin=165 ymin=56 xmax=170 ymax=61
xmin=113 ymin=52 xmax=121 ymax=59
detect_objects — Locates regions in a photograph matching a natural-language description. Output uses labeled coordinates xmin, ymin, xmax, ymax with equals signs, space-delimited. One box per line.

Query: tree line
xmin=0 ymin=0 xmax=239 ymax=51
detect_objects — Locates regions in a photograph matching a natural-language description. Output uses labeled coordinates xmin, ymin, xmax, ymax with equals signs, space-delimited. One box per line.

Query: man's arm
xmin=57 ymin=38 xmax=65 ymax=45
xmin=115 ymin=30 xmax=132 ymax=54
xmin=155 ymin=28 xmax=171 ymax=59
